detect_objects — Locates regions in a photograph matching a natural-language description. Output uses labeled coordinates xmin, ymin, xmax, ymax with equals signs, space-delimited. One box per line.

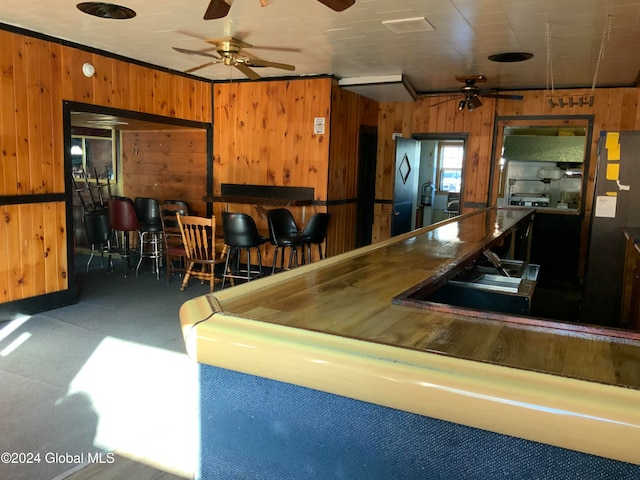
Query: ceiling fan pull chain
xmin=591 ymin=15 xmax=612 ymax=94
xmin=545 ymin=22 xmax=554 ymax=97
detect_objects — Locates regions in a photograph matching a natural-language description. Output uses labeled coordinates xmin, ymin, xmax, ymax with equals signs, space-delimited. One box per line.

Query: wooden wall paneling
xmin=2 ymin=205 xmax=22 ymax=301
xmin=325 ymin=203 xmax=355 ymax=258
xmin=31 ymin=203 xmax=46 ymax=295
xmin=0 ymin=205 xmax=8 ymax=302
xmin=231 ymin=82 xmax=246 ymax=185
xmin=129 ymin=64 xmax=148 ymax=113
xmin=282 ymin=81 xmax=298 ymax=186
xmin=37 ymin=38 xmax=56 ymax=194
xmin=213 ymin=83 xmax=228 ymax=187
xmin=302 ymin=82 xmax=316 ymax=198
xmin=55 ymin=201 xmax=68 ymax=292
xmin=111 ymin=56 xmax=127 ymax=110
xmin=0 ymin=31 xmax=18 ymax=196
xmin=13 ymin=35 xmax=31 ymax=196
xmin=177 ymin=76 xmax=188 ymax=119
xmin=601 ymin=88 xmax=624 ymax=132
xmin=285 ymin=81 xmax=302 ymax=187
xmin=60 ymin=46 xmax=93 ymax=103
xmin=359 ymin=95 xmax=379 ymax=127
xmin=620 ymin=90 xmax=638 ymax=130
xmin=2 ymin=29 xmax=214 ymax=309
xmin=308 ymin=79 xmax=332 ymax=200
xmin=26 ymin=37 xmax=46 ymax=195
xmin=121 ymin=130 xmax=208 ymax=216
xmin=263 ymin=81 xmax=280 ymax=187
xmin=92 ymin=54 xmax=114 ymax=107
xmin=49 ymin=43 xmax=65 ymax=193
xmin=18 ymin=203 xmax=36 ymax=299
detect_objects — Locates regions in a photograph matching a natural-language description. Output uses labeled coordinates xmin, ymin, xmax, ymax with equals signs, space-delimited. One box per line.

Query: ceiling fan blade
xmin=317 ymin=0 xmax=355 ymax=12
xmin=185 ymin=62 xmax=219 ymax=73
xmin=429 ymin=96 xmax=459 ymax=107
xmin=204 ymin=0 xmax=233 ymax=20
xmin=246 ymin=58 xmax=295 ymax=71
xmin=235 ymin=63 xmax=262 ymax=80
xmin=172 ymin=47 xmax=221 ymax=59
xmin=482 ymin=93 xmax=524 ymax=100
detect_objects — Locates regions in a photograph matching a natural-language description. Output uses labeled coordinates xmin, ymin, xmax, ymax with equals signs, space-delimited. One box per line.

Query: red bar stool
xmin=108 ymin=197 xmax=140 ymax=277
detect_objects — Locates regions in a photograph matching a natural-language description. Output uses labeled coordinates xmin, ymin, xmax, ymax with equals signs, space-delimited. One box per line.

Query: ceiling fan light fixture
xmin=467 ymin=96 xmax=482 ymax=110
xmin=76 ymin=2 xmax=136 ymax=19
xmin=457 ymin=100 xmax=466 ymax=111
xmin=488 ymin=52 xmax=533 ymax=63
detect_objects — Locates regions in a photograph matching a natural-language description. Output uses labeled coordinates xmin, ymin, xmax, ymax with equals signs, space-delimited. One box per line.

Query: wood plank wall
xmin=326 ymin=84 xmax=378 ymax=256
xmin=211 ymin=78 xmax=378 ymax=262
xmin=121 ymin=129 xmax=208 ymax=216
xmin=212 ymin=78 xmax=333 ymax=264
xmin=374 ymin=96 xmax=497 ymax=242
xmin=0 ymin=27 xmax=212 ymax=307
xmin=374 ymin=87 xmax=640 ymax=274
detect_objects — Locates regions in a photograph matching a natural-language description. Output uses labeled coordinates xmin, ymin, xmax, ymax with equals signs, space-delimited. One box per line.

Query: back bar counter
xmin=180 ymin=207 xmax=640 ymax=479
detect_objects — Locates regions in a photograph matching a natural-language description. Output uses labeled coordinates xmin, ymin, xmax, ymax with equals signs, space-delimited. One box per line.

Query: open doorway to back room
xmin=410 ymin=134 xmax=468 ymax=228
xmin=64 ymin=101 xmax=212 ymax=282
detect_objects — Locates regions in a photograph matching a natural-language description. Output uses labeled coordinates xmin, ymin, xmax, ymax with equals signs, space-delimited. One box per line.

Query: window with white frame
xmin=436 ymin=141 xmax=463 ymax=192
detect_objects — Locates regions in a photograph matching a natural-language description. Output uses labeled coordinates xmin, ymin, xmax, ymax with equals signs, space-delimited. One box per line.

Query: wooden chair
xmin=177 ymin=214 xmax=223 ymax=292
xmin=160 ymin=203 xmax=188 ymax=284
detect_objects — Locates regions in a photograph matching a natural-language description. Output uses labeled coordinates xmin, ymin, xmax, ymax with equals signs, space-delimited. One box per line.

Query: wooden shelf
xmin=203 ymin=195 xmax=313 ymax=207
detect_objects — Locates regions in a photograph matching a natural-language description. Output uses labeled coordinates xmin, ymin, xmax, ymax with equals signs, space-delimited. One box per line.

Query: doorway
xmin=63 ymin=101 xmax=212 ymax=281
xmin=356 ymin=126 xmax=378 ymax=247
xmin=396 ymin=134 xmax=467 ymax=231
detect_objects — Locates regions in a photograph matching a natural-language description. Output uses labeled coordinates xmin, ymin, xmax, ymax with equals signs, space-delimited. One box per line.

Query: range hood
xmin=503 ymin=135 xmax=586 ymax=163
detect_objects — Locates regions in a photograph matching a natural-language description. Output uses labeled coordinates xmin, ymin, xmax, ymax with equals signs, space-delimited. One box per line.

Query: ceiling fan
xmin=173 ymin=37 xmax=295 ymax=80
xmin=433 ymin=75 xmax=524 ymax=110
xmin=204 ymin=0 xmax=355 ymax=20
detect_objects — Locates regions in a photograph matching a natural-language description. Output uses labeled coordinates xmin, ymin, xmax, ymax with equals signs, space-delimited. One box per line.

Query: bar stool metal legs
xmin=221 ymin=212 xmax=267 ymax=289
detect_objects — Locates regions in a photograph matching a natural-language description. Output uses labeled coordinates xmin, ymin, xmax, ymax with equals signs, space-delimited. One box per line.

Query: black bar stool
xmin=267 ymin=208 xmax=310 ymax=274
xmin=301 ymin=213 xmax=330 ymax=263
xmin=84 ymin=210 xmax=113 ymax=272
xmin=134 ymin=197 xmax=164 ymax=279
xmin=221 ymin=212 xmax=267 ymax=289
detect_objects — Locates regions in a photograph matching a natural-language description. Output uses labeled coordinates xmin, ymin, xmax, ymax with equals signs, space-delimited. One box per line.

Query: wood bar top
xmin=180 ymin=207 xmax=640 ymax=465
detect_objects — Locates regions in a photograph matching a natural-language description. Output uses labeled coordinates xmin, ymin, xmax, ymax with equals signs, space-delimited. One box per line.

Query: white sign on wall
xmin=314 ymin=117 xmax=325 ymax=134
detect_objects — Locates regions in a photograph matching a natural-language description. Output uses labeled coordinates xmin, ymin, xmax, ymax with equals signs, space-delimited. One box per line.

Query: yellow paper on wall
xmin=605 ymin=132 xmax=619 ymax=149
xmin=606 ymin=163 xmax=620 ymax=180
xmin=605 ymin=132 xmax=621 ymax=160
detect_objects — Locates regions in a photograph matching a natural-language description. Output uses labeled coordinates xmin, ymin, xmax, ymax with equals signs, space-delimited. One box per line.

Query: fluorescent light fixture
xmin=338 ymin=74 xmax=417 ymax=102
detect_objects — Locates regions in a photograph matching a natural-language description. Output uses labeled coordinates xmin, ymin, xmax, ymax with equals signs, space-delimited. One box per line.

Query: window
xmin=71 ymin=131 xmax=115 ymax=180
xmin=436 ymin=141 xmax=463 ymax=192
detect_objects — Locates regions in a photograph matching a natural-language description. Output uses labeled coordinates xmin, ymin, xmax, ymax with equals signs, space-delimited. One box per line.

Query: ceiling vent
xmin=382 ymin=17 xmax=434 ymax=34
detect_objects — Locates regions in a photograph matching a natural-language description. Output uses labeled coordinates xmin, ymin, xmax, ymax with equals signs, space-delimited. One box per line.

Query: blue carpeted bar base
xmin=198 ymin=364 xmax=640 ymax=480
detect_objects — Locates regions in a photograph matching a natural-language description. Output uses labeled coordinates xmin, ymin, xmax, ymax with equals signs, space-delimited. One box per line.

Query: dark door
xmin=392 ymin=137 xmax=419 ymax=236
xmin=356 ymin=126 xmax=377 ymax=248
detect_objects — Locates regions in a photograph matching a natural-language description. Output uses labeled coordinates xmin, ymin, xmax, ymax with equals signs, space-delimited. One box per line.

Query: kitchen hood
xmin=503 ymin=135 xmax=586 ymax=163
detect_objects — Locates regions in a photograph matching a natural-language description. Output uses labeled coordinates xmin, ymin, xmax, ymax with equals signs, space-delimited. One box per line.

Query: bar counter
xmin=180 ymin=207 xmax=640 ymax=475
